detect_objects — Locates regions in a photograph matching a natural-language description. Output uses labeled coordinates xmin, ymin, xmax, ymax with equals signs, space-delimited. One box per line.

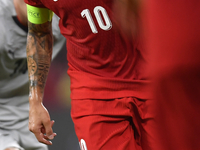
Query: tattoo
xmin=30 ymin=80 xmax=38 ymax=87
xmin=27 ymin=57 xmax=37 ymax=76
xmin=37 ymin=58 xmax=50 ymax=89
xmin=26 ymin=21 xmax=53 ymax=94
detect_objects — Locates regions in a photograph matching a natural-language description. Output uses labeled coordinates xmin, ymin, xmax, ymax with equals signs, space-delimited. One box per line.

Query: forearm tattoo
xmin=26 ymin=21 xmax=53 ymax=94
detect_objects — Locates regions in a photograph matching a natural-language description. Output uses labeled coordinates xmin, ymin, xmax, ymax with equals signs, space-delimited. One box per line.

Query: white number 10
xmin=81 ymin=6 xmax=112 ymax=34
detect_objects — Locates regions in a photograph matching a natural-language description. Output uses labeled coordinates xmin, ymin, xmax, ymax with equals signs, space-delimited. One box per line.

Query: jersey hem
xmin=68 ymin=70 xmax=151 ymax=100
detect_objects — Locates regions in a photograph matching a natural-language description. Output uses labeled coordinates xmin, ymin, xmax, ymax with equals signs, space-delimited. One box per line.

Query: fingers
xmin=28 ymin=104 xmax=57 ymax=145
xmin=41 ymin=121 xmax=55 ymax=134
xmin=29 ymin=120 xmax=57 ymax=145
xmin=43 ymin=120 xmax=56 ymax=140
xmin=35 ymin=132 xmax=53 ymax=145
xmin=29 ymin=127 xmax=53 ymax=145
xmin=51 ymin=120 xmax=55 ymax=127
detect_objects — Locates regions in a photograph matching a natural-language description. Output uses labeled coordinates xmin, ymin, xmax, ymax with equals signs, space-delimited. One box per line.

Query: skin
xmin=13 ymin=0 xmax=27 ymax=26
xmin=26 ymin=19 xmax=56 ymax=145
xmin=25 ymin=0 xmax=141 ymax=147
xmin=10 ymin=0 xmax=56 ymax=147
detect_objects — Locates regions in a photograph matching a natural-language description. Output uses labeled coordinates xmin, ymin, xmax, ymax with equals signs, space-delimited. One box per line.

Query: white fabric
xmin=0 ymin=0 xmax=65 ymax=149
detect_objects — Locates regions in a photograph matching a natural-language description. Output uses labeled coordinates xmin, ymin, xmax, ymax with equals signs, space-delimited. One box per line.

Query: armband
xmin=27 ymin=4 xmax=53 ymax=24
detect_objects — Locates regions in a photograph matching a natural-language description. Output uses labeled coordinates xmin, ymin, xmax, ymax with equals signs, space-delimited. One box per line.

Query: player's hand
xmin=29 ymin=102 xmax=57 ymax=145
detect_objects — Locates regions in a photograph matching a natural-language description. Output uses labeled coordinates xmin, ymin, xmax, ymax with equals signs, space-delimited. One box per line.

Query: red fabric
xmin=71 ymin=97 xmax=152 ymax=150
xmin=144 ymin=0 xmax=200 ymax=149
xmin=68 ymin=70 xmax=151 ymax=100
xmin=24 ymin=1 xmax=152 ymax=149
xmin=24 ymin=0 xmax=45 ymax=7
xmin=24 ymin=0 xmax=150 ymax=99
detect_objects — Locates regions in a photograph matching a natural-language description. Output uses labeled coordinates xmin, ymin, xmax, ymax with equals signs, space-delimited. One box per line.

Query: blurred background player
xmin=107 ymin=1 xmax=200 ymax=150
xmin=24 ymin=0 xmax=151 ymax=150
xmin=143 ymin=0 xmax=200 ymax=150
xmin=0 ymin=0 xmax=65 ymax=149
xmin=116 ymin=0 xmax=200 ymax=149
xmin=113 ymin=1 xmax=153 ymax=150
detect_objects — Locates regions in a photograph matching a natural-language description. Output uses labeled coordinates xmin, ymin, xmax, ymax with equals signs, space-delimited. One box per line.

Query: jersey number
xmin=81 ymin=6 xmax=112 ymax=34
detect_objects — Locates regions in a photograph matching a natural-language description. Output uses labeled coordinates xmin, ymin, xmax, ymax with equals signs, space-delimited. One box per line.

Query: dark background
xmin=43 ymin=44 xmax=80 ymax=150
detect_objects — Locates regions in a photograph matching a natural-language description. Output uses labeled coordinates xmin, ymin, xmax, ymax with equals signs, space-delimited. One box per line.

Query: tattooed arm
xmin=27 ymin=20 xmax=52 ymax=94
xmin=26 ymin=19 xmax=56 ymax=145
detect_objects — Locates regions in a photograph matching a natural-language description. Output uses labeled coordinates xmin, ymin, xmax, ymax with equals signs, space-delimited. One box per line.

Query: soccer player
xmin=144 ymin=0 xmax=200 ymax=150
xmin=24 ymin=0 xmax=151 ymax=149
xmin=0 ymin=0 xmax=65 ymax=150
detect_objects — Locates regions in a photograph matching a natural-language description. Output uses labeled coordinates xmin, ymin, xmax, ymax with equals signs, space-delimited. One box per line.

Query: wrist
xmin=29 ymin=89 xmax=44 ymax=105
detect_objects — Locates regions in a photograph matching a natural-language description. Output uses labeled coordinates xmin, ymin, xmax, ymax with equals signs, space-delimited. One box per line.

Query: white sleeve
xmin=51 ymin=14 xmax=66 ymax=60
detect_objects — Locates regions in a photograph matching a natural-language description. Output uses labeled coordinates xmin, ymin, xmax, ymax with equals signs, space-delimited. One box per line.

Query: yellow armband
xmin=27 ymin=4 xmax=53 ymax=24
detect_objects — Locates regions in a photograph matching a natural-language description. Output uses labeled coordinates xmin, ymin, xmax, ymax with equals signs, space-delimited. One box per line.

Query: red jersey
xmin=25 ymin=0 xmax=150 ymax=100
xmin=144 ymin=0 xmax=200 ymax=150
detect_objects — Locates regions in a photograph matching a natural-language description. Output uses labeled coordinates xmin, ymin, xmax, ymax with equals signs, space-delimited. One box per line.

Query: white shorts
xmin=0 ymin=125 xmax=48 ymax=150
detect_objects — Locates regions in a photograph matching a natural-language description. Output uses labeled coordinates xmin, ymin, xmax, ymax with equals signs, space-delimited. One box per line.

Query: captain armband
xmin=27 ymin=4 xmax=54 ymax=24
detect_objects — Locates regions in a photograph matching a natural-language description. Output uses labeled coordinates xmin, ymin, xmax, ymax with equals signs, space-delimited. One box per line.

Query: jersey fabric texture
xmin=24 ymin=0 xmax=150 ymax=100
xmin=0 ymin=0 xmax=65 ymax=149
xmin=145 ymin=0 xmax=200 ymax=150
xmin=71 ymin=97 xmax=151 ymax=150
xmin=24 ymin=0 xmax=151 ymax=150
